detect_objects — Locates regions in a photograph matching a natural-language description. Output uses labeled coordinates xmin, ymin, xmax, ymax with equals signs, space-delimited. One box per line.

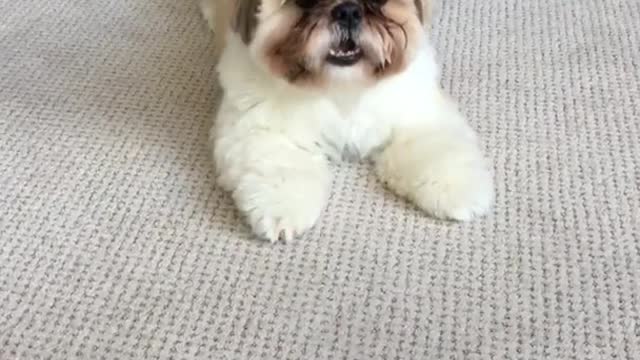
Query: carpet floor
xmin=1 ymin=0 xmax=639 ymax=359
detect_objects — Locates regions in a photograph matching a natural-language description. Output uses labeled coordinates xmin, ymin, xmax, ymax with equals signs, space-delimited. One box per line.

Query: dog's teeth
xmin=330 ymin=47 xmax=360 ymax=58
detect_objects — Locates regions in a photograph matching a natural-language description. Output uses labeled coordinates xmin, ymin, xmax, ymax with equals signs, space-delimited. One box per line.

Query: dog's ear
xmin=232 ymin=0 xmax=262 ymax=44
xmin=414 ymin=0 xmax=432 ymax=26
xmin=206 ymin=0 xmax=231 ymax=56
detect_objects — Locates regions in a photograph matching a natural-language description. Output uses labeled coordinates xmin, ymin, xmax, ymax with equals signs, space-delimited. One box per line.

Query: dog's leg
xmin=374 ymin=91 xmax=494 ymax=221
xmin=212 ymin=107 xmax=331 ymax=242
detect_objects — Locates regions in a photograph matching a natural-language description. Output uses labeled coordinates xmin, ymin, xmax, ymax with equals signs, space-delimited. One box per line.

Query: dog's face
xmin=232 ymin=0 xmax=430 ymax=86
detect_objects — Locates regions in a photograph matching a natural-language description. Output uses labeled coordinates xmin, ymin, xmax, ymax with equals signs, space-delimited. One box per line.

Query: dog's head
xmin=230 ymin=0 xmax=430 ymax=86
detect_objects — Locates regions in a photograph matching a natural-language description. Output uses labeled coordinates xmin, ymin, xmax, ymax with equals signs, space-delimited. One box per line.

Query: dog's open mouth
xmin=327 ymin=39 xmax=362 ymax=66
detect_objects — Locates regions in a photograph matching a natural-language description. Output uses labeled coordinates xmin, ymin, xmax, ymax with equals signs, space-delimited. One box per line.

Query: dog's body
xmin=203 ymin=0 xmax=494 ymax=242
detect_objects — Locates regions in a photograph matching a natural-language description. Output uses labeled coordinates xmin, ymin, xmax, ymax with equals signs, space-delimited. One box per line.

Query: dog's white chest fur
xmin=216 ymin=34 xmax=443 ymax=161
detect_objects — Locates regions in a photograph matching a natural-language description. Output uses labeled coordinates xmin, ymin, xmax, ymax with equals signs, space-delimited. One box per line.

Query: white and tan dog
xmin=202 ymin=0 xmax=494 ymax=242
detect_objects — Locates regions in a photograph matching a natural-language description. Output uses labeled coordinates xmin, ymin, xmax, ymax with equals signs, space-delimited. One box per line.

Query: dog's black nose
xmin=331 ymin=2 xmax=362 ymax=30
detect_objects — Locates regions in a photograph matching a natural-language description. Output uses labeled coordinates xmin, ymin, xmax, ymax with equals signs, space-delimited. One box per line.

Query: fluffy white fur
xmin=202 ymin=0 xmax=494 ymax=242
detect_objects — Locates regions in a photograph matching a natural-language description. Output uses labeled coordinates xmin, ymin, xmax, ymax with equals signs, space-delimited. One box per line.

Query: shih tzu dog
xmin=201 ymin=0 xmax=494 ymax=242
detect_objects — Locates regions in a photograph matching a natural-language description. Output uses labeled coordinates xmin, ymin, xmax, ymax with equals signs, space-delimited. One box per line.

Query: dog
xmin=201 ymin=0 xmax=494 ymax=242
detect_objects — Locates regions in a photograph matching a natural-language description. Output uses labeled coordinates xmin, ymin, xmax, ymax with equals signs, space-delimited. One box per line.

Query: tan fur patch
xmin=356 ymin=0 xmax=423 ymax=78
xmin=415 ymin=0 xmax=432 ymax=26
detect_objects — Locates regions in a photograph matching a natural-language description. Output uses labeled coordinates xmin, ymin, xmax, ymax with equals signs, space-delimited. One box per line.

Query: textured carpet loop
xmin=1 ymin=0 xmax=639 ymax=359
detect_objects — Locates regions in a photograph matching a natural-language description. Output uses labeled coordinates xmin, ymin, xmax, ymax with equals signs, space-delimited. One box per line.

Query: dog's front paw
xmin=232 ymin=172 xmax=329 ymax=242
xmin=376 ymin=133 xmax=494 ymax=221
xmin=409 ymin=159 xmax=494 ymax=221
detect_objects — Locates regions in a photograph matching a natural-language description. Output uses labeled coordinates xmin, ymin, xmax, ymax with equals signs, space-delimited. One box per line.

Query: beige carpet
xmin=1 ymin=0 xmax=639 ymax=359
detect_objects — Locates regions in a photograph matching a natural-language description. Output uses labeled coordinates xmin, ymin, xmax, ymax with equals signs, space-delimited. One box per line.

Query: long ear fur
xmin=200 ymin=0 xmax=231 ymax=58
xmin=415 ymin=0 xmax=432 ymax=27
xmin=232 ymin=0 xmax=262 ymax=44
xmin=200 ymin=0 xmax=264 ymax=57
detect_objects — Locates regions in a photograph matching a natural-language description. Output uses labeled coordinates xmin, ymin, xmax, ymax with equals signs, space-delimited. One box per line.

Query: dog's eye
xmin=369 ymin=0 xmax=387 ymax=6
xmin=296 ymin=0 xmax=318 ymax=9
